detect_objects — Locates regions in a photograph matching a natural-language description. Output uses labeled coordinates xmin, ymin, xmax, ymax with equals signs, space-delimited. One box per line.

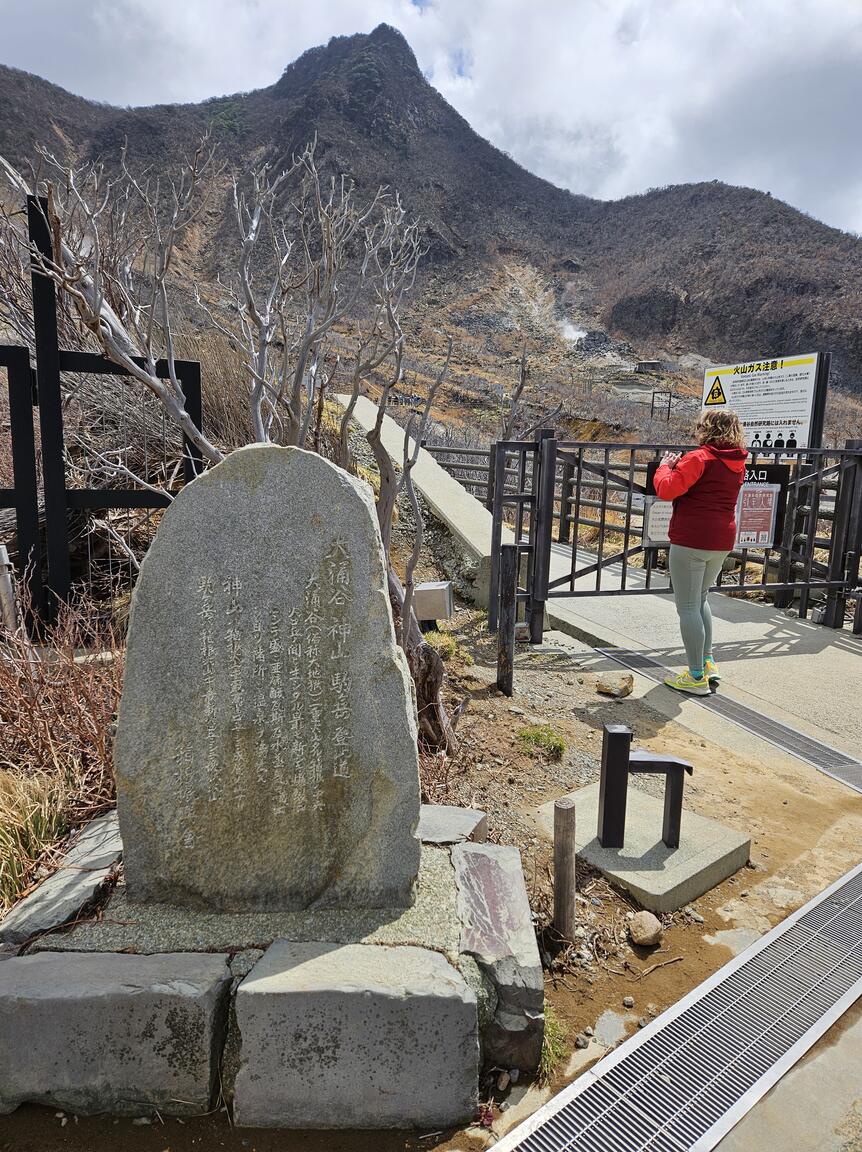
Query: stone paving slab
xmin=34 ymin=845 xmax=460 ymax=958
xmin=418 ymin=803 xmax=488 ymax=844
xmin=452 ymin=843 xmax=545 ymax=1070
xmin=0 ymin=811 xmax=122 ymax=946
xmin=535 ymin=782 xmax=751 ymax=913
xmin=0 ymin=951 xmax=231 ymax=1116
xmin=232 ymin=941 xmax=479 ymax=1128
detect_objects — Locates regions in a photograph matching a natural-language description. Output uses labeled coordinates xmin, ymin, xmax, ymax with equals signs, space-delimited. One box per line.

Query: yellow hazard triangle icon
xmin=705 ymin=376 xmax=728 ymax=405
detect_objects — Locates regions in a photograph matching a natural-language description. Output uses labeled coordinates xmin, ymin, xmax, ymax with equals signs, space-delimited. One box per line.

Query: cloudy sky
xmin=3 ymin=0 xmax=862 ymax=233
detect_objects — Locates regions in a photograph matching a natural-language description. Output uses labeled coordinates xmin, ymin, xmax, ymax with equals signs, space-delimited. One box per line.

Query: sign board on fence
xmin=702 ymin=354 xmax=820 ymax=453
xmin=644 ymin=463 xmax=789 ymax=551
xmin=642 ymin=497 xmax=673 ymax=548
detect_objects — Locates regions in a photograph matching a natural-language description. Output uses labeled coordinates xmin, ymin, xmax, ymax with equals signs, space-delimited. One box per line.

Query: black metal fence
xmin=0 ymin=196 xmax=202 ymax=621
xmin=488 ymin=436 xmax=862 ymax=638
xmin=424 ymin=443 xmax=492 ymax=504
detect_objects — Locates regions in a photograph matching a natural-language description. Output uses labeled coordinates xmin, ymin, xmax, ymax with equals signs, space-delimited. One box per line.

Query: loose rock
xmin=574 ymin=1034 xmax=590 ymax=1049
xmin=596 ymin=673 xmax=634 ymax=699
xmin=623 ymin=995 xmax=635 ymax=1008
xmin=629 ymin=911 xmax=663 ymax=948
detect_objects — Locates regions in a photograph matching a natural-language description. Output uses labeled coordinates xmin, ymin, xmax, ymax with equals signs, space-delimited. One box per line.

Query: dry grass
xmin=0 ymin=593 xmax=123 ymax=913
xmin=176 ymin=331 xmax=254 ymax=450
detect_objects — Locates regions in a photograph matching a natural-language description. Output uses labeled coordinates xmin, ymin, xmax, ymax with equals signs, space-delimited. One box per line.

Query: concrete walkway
xmin=716 ymin=1002 xmax=862 ymax=1152
xmin=339 ymin=395 xmax=862 ymax=763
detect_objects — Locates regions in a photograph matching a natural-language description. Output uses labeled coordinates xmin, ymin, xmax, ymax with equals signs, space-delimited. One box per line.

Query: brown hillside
xmin=1 ymin=23 xmax=861 ymax=392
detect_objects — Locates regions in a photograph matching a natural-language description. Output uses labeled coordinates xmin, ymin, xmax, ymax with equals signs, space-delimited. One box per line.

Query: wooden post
xmin=553 ymin=796 xmax=577 ymax=941
xmin=496 ymin=543 xmax=518 ymax=697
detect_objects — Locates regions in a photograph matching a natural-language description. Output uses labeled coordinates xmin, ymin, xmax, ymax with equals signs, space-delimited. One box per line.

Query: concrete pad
xmin=452 ymin=843 xmax=545 ymax=1070
xmin=0 ymin=951 xmax=230 ymax=1116
xmin=0 ymin=811 xmax=122 ymax=945
xmin=36 ymin=844 xmax=460 ymax=958
xmin=536 ymin=783 xmax=751 ymax=913
xmin=418 ymin=803 xmax=488 ymax=844
xmin=232 ymin=941 xmax=479 ymax=1128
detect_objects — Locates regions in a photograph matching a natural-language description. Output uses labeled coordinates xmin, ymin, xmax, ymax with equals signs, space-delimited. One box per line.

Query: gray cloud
xmin=2 ymin=0 xmax=861 ymax=232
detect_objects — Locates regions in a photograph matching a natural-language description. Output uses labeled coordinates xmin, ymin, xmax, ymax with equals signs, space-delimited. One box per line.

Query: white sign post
xmin=702 ymin=354 xmax=822 ymax=453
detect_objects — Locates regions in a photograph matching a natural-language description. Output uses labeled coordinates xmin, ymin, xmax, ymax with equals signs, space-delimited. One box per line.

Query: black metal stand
xmin=597 ymin=724 xmax=693 ymax=850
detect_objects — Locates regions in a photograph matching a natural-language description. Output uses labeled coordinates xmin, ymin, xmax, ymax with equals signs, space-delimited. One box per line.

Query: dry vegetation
xmin=0 ymin=594 xmax=122 ymax=912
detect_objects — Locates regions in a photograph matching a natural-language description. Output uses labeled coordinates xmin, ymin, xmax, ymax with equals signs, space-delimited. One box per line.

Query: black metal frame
xmin=0 ymin=345 xmax=41 ymax=611
xmin=489 ymin=434 xmax=862 ymax=638
xmin=0 ymin=196 xmax=203 ymax=620
xmin=598 ymin=725 xmax=694 ymax=851
xmin=423 ymin=444 xmax=492 ymax=504
xmin=487 ymin=432 xmax=556 ymax=639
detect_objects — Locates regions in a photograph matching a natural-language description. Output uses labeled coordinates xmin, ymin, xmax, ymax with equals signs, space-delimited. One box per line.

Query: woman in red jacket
xmin=653 ymin=409 xmax=748 ymax=695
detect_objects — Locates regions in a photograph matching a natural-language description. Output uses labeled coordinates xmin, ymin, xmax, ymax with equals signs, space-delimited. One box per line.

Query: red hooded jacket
xmin=653 ymin=443 xmax=748 ymax=551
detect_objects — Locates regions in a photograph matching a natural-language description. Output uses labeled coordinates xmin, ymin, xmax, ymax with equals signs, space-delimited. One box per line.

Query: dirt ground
xmin=3 ymin=588 xmax=862 ymax=1151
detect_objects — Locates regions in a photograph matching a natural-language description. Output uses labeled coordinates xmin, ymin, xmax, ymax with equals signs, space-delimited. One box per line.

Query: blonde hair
xmin=695 ymin=408 xmax=746 ymax=449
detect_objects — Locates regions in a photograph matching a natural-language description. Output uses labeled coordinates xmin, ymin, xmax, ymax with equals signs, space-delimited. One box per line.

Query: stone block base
xmin=232 ymin=942 xmax=479 ymax=1128
xmin=0 ymin=952 xmax=231 ymax=1116
xmin=536 ymin=783 xmax=751 ymax=913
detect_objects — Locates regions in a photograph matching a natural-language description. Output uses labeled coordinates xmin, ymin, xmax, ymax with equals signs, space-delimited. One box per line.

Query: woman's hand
xmin=661 ymin=451 xmax=682 ymax=470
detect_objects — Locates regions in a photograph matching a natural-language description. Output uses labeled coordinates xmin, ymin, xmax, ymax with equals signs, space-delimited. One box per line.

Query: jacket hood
xmin=703 ymin=443 xmax=748 ymax=473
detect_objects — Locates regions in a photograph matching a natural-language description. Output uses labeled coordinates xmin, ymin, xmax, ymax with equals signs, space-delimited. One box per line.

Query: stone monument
xmin=115 ymin=444 xmax=421 ymax=911
xmin=0 ymin=441 xmax=545 ymax=1129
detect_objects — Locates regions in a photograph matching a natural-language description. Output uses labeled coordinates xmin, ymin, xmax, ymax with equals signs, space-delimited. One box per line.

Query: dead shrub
xmin=0 ymin=590 xmax=123 ymax=912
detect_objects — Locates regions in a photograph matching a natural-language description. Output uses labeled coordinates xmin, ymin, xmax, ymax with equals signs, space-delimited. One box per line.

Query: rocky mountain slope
xmin=2 ymin=22 xmax=861 ymax=397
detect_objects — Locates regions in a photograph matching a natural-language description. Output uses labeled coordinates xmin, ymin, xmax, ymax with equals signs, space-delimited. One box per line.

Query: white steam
xmin=559 ymin=321 xmax=587 ymax=343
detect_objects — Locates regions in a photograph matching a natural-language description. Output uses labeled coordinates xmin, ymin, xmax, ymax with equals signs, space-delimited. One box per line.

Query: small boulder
xmin=596 ymin=673 xmax=634 ymax=699
xmin=629 ymin=911 xmax=663 ymax=948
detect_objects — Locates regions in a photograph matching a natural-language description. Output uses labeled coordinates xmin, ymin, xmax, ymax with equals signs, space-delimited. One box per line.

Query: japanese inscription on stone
xmin=115 ymin=445 xmax=421 ymax=912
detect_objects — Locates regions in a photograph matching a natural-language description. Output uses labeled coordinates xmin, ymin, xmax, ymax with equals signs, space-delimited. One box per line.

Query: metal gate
xmin=489 ymin=436 xmax=862 ymax=637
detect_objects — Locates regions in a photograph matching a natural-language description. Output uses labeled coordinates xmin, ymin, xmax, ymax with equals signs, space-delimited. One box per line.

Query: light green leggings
xmin=668 ymin=545 xmax=729 ymax=675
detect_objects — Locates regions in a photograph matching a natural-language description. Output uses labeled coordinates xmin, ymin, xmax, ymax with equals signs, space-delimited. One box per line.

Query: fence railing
xmin=424 ymin=443 xmax=492 ymax=505
xmin=488 ymin=436 xmax=862 ymax=638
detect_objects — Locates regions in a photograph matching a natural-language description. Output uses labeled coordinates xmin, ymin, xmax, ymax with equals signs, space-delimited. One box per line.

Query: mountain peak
xmin=273 ymin=23 xmax=420 ymax=99
xmin=367 ymin=23 xmax=419 ymax=65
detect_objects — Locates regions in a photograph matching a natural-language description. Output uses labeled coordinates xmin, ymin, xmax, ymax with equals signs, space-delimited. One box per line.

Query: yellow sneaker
xmin=664 ymin=670 xmax=711 ymax=696
xmin=704 ymin=657 xmax=721 ymax=684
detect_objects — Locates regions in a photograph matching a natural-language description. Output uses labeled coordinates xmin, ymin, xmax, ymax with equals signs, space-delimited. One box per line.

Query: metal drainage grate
xmin=494 ymin=862 xmax=862 ymax=1152
xmin=598 ymin=648 xmax=862 ymax=794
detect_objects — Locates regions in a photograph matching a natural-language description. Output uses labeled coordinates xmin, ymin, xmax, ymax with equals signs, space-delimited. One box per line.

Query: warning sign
xmin=705 ymin=377 xmax=728 ymax=406
xmin=702 ymin=354 xmax=820 ymax=454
